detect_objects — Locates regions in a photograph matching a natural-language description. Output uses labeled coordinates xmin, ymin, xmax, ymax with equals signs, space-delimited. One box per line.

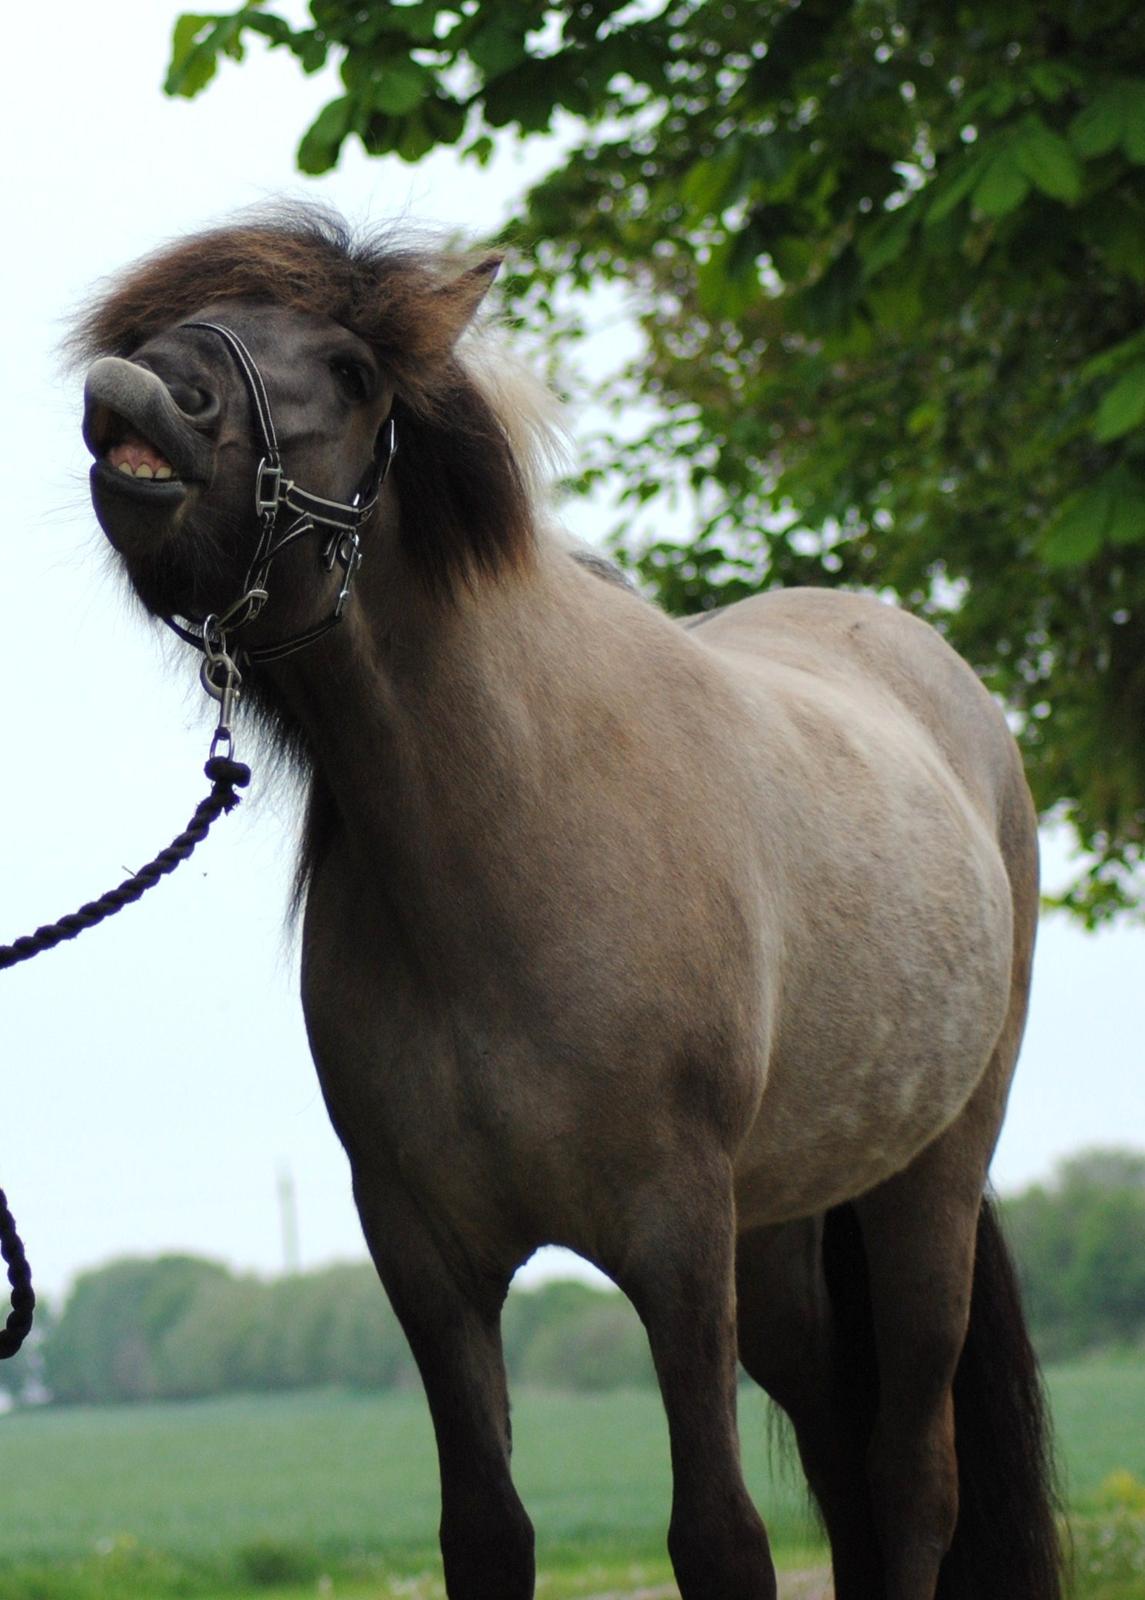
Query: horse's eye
xmin=330 ymin=357 xmax=372 ymax=402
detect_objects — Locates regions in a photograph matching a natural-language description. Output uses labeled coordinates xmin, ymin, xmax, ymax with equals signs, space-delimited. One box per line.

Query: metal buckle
xmin=217 ymin=586 xmax=269 ymax=633
xmin=254 ymin=458 xmax=283 ymax=519
xmin=330 ymin=532 xmax=363 ymax=618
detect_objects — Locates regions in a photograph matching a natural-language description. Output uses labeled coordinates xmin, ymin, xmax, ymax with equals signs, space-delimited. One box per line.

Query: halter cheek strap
xmin=162 ymin=320 xmax=397 ymax=671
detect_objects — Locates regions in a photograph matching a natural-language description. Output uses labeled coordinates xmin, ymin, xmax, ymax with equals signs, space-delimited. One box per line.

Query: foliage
xmin=41 ymin=1254 xmax=229 ymax=1405
xmin=31 ymin=1256 xmax=652 ymax=1405
xmin=165 ymin=0 xmax=1145 ymax=919
xmin=1071 ymin=1508 xmax=1145 ymax=1600
xmin=1002 ymin=1148 xmax=1145 ymax=1359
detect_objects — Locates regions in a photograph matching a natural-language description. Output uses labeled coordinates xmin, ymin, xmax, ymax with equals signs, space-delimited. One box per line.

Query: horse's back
xmin=690 ymin=587 xmax=1030 ymax=842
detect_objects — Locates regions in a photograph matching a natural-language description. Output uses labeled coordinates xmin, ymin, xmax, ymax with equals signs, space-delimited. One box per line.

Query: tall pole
xmin=277 ymin=1167 xmax=300 ymax=1276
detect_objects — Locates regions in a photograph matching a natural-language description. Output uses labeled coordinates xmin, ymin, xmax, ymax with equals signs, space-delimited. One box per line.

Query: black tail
xmin=938 ymin=1196 xmax=1064 ymax=1600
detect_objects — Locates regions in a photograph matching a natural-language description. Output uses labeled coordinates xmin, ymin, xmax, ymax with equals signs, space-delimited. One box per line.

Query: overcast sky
xmin=2 ymin=1 xmax=1141 ymax=1307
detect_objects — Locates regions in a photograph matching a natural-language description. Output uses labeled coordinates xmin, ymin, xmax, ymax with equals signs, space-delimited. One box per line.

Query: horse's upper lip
xmin=82 ymin=357 xmax=215 ymax=486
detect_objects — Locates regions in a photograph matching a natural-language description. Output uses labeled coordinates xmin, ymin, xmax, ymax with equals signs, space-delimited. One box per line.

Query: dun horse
xmin=77 ymin=208 xmax=1060 ymax=1600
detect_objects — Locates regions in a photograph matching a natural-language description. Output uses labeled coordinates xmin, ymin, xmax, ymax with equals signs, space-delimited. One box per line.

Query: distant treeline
xmin=3 ymin=1260 xmax=654 ymax=1408
xmin=4 ymin=1148 xmax=1142 ymax=1407
xmin=1002 ymin=1148 xmax=1145 ymax=1359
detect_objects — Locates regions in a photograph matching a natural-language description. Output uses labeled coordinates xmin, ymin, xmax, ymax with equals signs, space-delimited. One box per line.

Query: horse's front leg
xmin=351 ymin=1173 xmax=534 ymax=1600
xmin=613 ymin=1149 xmax=776 ymax=1600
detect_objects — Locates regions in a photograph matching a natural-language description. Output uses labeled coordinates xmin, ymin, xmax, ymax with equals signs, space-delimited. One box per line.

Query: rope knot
xmin=203 ymin=755 xmax=252 ymax=810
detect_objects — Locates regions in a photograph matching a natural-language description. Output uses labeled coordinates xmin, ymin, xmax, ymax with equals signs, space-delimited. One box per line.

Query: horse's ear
xmin=430 ymin=254 xmax=502 ymax=350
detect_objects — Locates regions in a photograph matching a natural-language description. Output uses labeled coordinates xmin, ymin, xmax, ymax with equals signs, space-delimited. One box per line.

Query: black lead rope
xmin=0 ymin=751 xmax=251 ymax=1357
xmin=0 ymin=1192 xmax=34 ymax=1360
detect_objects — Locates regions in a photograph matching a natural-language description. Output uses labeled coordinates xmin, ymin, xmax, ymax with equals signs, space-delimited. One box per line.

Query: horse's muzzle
xmin=83 ymin=357 xmax=216 ymax=488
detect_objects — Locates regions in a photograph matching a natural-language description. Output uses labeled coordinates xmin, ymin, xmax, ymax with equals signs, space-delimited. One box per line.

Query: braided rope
xmin=0 ymin=753 xmax=251 ymax=1358
xmin=0 ymin=1192 xmax=34 ymax=1360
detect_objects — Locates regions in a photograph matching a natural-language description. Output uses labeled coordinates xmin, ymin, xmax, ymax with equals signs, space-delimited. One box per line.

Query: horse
xmin=74 ymin=206 xmax=1061 ymax=1600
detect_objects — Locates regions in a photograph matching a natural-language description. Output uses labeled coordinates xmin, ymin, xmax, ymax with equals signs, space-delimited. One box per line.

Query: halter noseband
xmin=163 ymin=320 xmax=397 ymax=679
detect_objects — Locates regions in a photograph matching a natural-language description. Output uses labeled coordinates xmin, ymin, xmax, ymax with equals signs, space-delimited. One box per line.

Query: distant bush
xmin=518 ymin=1296 xmax=654 ymax=1392
xmin=235 ymin=1539 xmax=322 ymax=1587
xmin=34 ymin=1256 xmax=657 ymax=1405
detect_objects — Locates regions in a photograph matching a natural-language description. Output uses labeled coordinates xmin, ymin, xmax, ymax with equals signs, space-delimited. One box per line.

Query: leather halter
xmin=163 ymin=319 xmax=397 ymax=669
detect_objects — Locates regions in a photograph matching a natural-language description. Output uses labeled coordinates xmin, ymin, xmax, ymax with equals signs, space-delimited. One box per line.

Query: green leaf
xmin=769 ymin=234 xmax=813 ymax=283
xmin=424 ymin=95 xmax=466 ymax=146
xmin=1070 ymin=84 xmax=1129 ymax=157
xmin=466 ymin=17 xmax=527 ymax=76
xmin=1015 ymin=117 xmax=1083 ymax=203
xmin=973 ymin=147 xmax=1031 ymax=217
xmin=387 ymin=2 xmax=441 ymax=44
xmin=858 ymin=208 xmax=915 ymax=277
xmin=1041 ymin=470 xmax=1145 ymax=563
xmin=395 ymin=111 xmax=436 ymax=162
xmin=297 ymin=32 xmax=328 ymax=74
xmin=1093 ymin=364 xmax=1145 ymax=443
xmin=297 ymin=94 xmax=353 ymax=175
xmin=1081 ymin=330 xmax=1145 ymax=383
xmin=166 ymin=13 xmax=226 ymax=98
xmin=1039 ymin=486 xmax=1111 ymax=566
xmin=1026 ymin=62 xmax=1082 ymax=103
xmin=464 ymin=134 xmax=495 ymax=166
xmin=925 ymin=150 xmax=988 ymax=225
xmin=1106 ymin=487 xmax=1145 ymax=547
xmin=1124 ymin=86 xmax=1145 ymax=164
xmin=243 ymin=11 xmax=296 ymax=47
xmin=696 ymin=235 xmax=760 ymax=320
xmin=906 ymin=400 xmax=942 ymax=437
xmin=371 ymin=57 xmax=430 ymax=116
xmin=681 ymin=149 xmax=743 ymax=221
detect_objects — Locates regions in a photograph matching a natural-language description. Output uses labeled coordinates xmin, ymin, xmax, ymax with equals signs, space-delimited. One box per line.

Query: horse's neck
xmin=281 ymin=553 xmax=627 ymax=914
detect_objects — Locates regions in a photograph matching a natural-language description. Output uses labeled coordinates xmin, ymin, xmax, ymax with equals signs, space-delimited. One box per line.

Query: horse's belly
xmin=733 ymin=838 xmax=1015 ymax=1226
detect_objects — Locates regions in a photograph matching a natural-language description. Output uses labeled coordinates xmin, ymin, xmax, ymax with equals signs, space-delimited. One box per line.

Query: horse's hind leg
xmin=613 ymin=1150 xmax=777 ymax=1600
xmin=736 ymin=1217 xmax=884 ymax=1598
xmin=351 ymin=1177 xmax=534 ymax=1600
xmin=854 ymin=1133 xmax=986 ymax=1600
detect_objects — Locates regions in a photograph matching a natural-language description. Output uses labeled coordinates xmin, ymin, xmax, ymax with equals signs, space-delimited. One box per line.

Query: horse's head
xmin=75 ymin=213 xmax=523 ymax=663
xmin=83 ymin=302 xmax=397 ymax=647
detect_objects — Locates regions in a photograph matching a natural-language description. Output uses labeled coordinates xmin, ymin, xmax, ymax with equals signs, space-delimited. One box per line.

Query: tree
xmin=1002 ymin=1148 xmax=1145 ymax=1357
xmin=168 ymin=0 xmax=1145 ymax=919
xmin=42 ymin=1255 xmax=230 ymax=1404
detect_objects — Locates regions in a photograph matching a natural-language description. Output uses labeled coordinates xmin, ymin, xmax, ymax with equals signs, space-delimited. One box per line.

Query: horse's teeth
xmin=135 ymin=463 xmax=155 ymax=479
xmin=155 ymin=466 xmax=172 ymax=481
xmin=117 ymin=461 xmax=134 ymax=475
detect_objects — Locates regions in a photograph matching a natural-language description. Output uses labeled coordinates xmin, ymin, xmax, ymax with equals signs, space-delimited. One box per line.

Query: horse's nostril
xmin=169 ymin=381 xmax=218 ymax=421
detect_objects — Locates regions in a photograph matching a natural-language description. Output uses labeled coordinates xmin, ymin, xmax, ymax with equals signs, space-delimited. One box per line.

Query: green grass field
xmin=0 ymin=1358 xmax=1142 ymax=1598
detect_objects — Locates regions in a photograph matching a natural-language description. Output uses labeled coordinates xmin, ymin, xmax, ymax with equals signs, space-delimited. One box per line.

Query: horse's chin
xmin=89 ymin=478 xmax=225 ymax=622
xmin=90 ymin=457 xmax=189 ymax=556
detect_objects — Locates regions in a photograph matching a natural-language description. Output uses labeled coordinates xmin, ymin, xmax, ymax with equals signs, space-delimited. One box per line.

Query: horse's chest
xmin=300 ymin=933 xmax=592 ymax=1239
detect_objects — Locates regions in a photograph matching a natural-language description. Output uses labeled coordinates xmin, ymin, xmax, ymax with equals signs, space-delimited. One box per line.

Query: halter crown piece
xmin=163 ymin=321 xmax=398 ymax=747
